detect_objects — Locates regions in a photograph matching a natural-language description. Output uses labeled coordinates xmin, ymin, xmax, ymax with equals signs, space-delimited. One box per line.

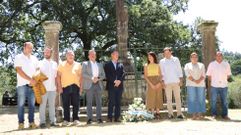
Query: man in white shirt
xmin=38 ymin=47 xmax=58 ymax=128
xmin=206 ymin=51 xmax=232 ymax=120
xmin=14 ymin=42 xmax=38 ymax=129
xmin=82 ymin=50 xmax=105 ymax=124
xmin=159 ymin=47 xmax=184 ymax=119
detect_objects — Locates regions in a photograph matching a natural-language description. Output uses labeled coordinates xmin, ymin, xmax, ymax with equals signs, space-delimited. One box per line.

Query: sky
xmin=174 ymin=0 xmax=241 ymax=53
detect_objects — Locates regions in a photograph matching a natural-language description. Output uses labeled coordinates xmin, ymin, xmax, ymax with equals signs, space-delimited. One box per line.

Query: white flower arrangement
xmin=122 ymin=98 xmax=154 ymax=122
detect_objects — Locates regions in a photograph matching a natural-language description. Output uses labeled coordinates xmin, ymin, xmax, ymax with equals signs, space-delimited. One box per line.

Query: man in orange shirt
xmin=57 ymin=50 xmax=82 ymax=126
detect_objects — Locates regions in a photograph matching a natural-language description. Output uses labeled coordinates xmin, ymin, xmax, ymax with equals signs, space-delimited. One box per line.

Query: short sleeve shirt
xmin=206 ymin=60 xmax=232 ymax=88
xmin=184 ymin=62 xmax=205 ymax=87
xmin=39 ymin=59 xmax=58 ymax=91
xmin=14 ymin=53 xmax=39 ymax=87
xmin=58 ymin=61 xmax=82 ymax=88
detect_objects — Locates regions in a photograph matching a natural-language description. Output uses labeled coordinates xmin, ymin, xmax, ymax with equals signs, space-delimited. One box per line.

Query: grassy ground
xmin=1 ymin=106 xmax=241 ymax=135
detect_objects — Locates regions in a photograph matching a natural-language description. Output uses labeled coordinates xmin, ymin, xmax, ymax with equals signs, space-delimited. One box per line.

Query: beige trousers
xmin=165 ymin=83 xmax=182 ymax=116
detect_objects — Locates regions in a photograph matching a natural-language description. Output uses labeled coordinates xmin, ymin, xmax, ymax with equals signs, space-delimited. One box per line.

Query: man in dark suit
xmin=104 ymin=50 xmax=125 ymax=122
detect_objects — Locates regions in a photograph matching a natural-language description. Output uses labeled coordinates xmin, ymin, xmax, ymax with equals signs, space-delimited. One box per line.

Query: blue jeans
xmin=211 ymin=87 xmax=228 ymax=117
xmin=17 ymin=85 xmax=35 ymax=123
xmin=187 ymin=86 xmax=206 ymax=114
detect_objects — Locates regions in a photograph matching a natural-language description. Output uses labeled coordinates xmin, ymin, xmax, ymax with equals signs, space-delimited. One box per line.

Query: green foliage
xmin=0 ymin=0 xmax=195 ymax=100
xmin=223 ymin=51 xmax=241 ymax=76
xmin=228 ymin=75 xmax=241 ymax=108
xmin=128 ymin=0 xmax=191 ymax=50
xmin=0 ymin=66 xmax=16 ymax=96
xmin=0 ymin=0 xmax=191 ymax=63
xmin=231 ymin=60 xmax=241 ymax=76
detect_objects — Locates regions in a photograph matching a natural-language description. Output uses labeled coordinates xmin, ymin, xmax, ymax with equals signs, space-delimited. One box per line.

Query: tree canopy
xmin=1 ymin=0 xmax=240 ymax=95
xmin=0 ymin=0 xmax=191 ymax=63
xmin=0 ymin=0 xmax=194 ymax=94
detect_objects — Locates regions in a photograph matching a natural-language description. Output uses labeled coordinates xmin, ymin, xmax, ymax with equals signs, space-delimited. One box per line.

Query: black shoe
xmin=168 ymin=115 xmax=174 ymax=119
xmin=87 ymin=119 xmax=92 ymax=124
xmin=40 ymin=123 xmax=46 ymax=129
xmin=177 ymin=115 xmax=184 ymax=119
xmin=97 ymin=119 xmax=103 ymax=124
xmin=50 ymin=123 xmax=57 ymax=127
xmin=107 ymin=118 xmax=112 ymax=123
xmin=114 ymin=119 xmax=121 ymax=122
xmin=155 ymin=113 xmax=161 ymax=120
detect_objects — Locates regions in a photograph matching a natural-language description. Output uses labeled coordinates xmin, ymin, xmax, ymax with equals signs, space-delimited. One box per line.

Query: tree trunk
xmin=198 ymin=20 xmax=218 ymax=115
xmin=116 ymin=0 xmax=133 ymax=72
xmin=82 ymin=38 xmax=92 ymax=60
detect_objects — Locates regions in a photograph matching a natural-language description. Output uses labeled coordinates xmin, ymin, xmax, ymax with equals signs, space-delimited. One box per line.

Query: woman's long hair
xmin=147 ymin=52 xmax=158 ymax=64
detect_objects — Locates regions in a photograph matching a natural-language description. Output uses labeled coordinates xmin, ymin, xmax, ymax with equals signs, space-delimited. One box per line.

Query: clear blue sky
xmin=174 ymin=0 xmax=241 ymax=53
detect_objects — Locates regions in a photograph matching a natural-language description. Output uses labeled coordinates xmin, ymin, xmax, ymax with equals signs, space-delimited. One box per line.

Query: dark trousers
xmin=62 ymin=84 xmax=80 ymax=122
xmin=108 ymin=88 xmax=123 ymax=120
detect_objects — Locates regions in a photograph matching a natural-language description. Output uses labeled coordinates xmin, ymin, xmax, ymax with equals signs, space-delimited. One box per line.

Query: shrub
xmin=228 ymin=75 xmax=241 ymax=108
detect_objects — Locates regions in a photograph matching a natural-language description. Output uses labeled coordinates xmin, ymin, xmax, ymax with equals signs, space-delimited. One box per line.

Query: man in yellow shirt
xmin=57 ymin=50 xmax=82 ymax=126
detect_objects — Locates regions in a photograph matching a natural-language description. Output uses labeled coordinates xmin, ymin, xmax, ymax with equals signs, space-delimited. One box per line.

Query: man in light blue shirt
xmin=159 ymin=47 xmax=184 ymax=119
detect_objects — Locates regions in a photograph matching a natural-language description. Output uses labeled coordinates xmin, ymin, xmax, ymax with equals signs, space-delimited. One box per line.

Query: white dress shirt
xmin=184 ymin=62 xmax=205 ymax=87
xmin=206 ymin=60 xmax=232 ymax=88
xmin=14 ymin=53 xmax=39 ymax=87
xmin=90 ymin=61 xmax=99 ymax=78
xmin=39 ymin=59 xmax=58 ymax=91
xmin=159 ymin=56 xmax=183 ymax=84
xmin=112 ymin=61 xmax=117 ymax=70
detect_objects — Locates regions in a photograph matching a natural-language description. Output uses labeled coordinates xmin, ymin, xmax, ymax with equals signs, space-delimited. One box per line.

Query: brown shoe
xmin=192 ymin=114 xmax=197 ymax=120
xmin=197 ymin=113 xmax=205 ymax=120
xmin=29 ymin=122 xmax=37 ymax=129
xmin=223 ymin=116 xmax=231 ymax=120
xmin=18 ymin=123 xmax=24 ymax=130
xmin=211 ymin=115 xmax=217 ymax=119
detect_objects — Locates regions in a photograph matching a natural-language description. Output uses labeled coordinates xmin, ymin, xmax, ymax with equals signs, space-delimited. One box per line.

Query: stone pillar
xmin=198 ymin=20 xmax=218 ymax=68
xmin=42 ymin=21 xmax=62 ymax=62
xmin=42 ymin=21 xmax=63 ymax=122
xmin=198 ymin=20 xmax=218 ymax=113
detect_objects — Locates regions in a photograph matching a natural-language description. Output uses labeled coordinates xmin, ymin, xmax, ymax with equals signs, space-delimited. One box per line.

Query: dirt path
xmin=1 ymin=107 xmax=241 ymax=135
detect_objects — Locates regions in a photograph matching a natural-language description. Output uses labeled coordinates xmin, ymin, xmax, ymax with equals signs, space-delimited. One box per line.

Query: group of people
xmin=14 ymin=42 xmax=124 ymax=129
xmin=144 ymin=47 xmax=232 ymax=120
xmin=14 ymin=42 xmax=232 ymax=130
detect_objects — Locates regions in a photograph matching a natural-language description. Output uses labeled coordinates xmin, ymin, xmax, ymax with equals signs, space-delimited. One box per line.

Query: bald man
xmin=14 ymin=42 xmax=39 ymax=129
xmin=57 ymin=50 xmax=82 ymax=126
xmin=206 ymin=51 xmax=232 ymax=120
